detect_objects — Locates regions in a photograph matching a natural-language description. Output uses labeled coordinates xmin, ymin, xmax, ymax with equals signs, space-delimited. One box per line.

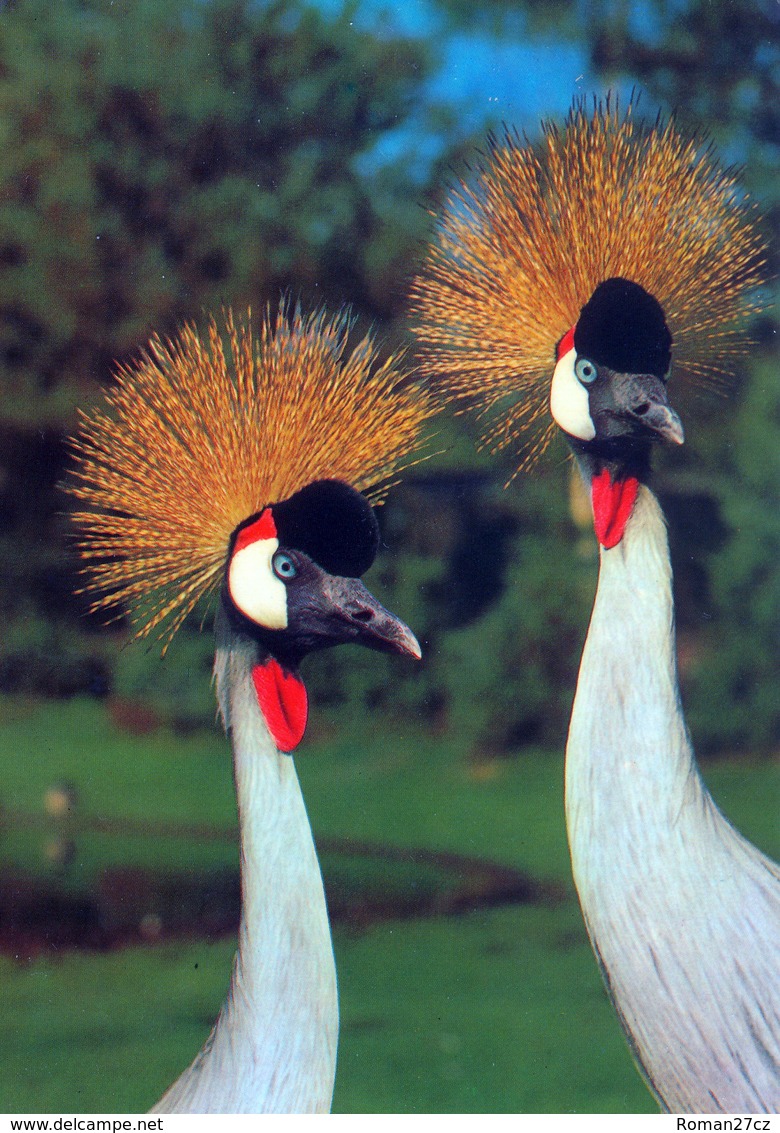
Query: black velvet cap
xmin=270 ymin=479 xmax=380 ymax=578
xmin=574 ymin=278 xmax=672 ymax=379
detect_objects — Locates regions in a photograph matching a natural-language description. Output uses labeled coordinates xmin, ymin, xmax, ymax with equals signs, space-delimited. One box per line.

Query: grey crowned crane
xmin=68 ymin=306 xmax=430 ymax=1113
xmin=411 ymin=99 xmax=779 ymax=1113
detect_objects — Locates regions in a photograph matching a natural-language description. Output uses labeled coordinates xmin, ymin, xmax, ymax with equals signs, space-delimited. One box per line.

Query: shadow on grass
xmin=0 ymin=807 xmax=563 ymax=957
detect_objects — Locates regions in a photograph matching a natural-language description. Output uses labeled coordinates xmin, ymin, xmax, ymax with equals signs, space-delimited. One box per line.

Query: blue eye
xmin=575 ymin=357 xmax=598 ymax=385
xmin=272 ymin=551 xmax=298 ymax=581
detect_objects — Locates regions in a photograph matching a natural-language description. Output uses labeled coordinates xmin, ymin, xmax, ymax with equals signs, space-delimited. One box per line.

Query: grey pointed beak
xmin=635 ymin=400 xmax=685 ymax=445
xmin=610 ymin=372 xmax=684 ymax=446
xmin=322 ymin=575 xmax=422 ymax=659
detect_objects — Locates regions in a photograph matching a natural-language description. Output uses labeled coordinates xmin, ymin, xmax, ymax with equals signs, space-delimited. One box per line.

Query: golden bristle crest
xmin=68 ymin=304 xmax=433 ymax=647
xmin=410 ymin=95 xmax=767 ymax=468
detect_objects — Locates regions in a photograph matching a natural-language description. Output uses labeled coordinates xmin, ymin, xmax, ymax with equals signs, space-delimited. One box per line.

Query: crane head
xmin=225 ymin=479 xmax=421 ymax=668
xmin=549 ymin=278 xmax=685 ymax=548
xmin=410 ymin=96 xmax=766 ymax=477
xmin=68 ymin=305 xmax=433 ymax=652
xmin=551 ymin=278 xmax=684 ymax=454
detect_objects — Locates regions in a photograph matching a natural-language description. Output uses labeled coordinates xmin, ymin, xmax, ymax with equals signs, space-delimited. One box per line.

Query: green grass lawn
xmin=0 ymin=696 xmax=777 ymax=1113
xmin=0 ymin=907 xmax=655 ymax=1114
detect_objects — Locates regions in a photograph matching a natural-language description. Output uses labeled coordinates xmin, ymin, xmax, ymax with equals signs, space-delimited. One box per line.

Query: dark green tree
xmin=0 ymin=0 xmax=438 ymax=425
xmin=685 ymin=355 xmax=780 ymax=753
xmin=0 ymin=0 xmax=451 ymax=697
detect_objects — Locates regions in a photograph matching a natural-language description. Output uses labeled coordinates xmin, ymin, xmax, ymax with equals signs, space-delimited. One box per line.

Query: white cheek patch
xmin=227 ymin=536 xmax=288 ymax=630
xmin=550 ymin=347 xmax=596 ymax=441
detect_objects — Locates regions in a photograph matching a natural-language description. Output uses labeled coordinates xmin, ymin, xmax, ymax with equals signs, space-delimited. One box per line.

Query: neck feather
xmin=153 ymin=611 xmax=337 ymax=1114
xmin=567 ymin=486 xmax=693 ymax=814
xmin=565 ymin=485 xmax=780 ymax=1113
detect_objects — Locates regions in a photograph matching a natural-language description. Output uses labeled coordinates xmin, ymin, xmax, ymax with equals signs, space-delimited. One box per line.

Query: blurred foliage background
xmin=0 ymin=0 xmax=777 ymax=1114
xmin=0 ymin=0 xmax=777 ymax=754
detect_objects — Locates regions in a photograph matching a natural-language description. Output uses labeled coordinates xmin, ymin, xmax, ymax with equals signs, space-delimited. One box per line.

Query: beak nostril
xmin=352 ymin=608 xmax=374 ymax=623
xmin=634 ymin=402 xmax=650 ymax=417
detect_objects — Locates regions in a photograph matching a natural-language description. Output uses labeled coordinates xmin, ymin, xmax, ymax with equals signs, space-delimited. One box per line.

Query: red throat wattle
xmin=591 ymin=470 xmax=639 ymax=549
xmin=252 ymin=658 xmax=308 ymax=753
